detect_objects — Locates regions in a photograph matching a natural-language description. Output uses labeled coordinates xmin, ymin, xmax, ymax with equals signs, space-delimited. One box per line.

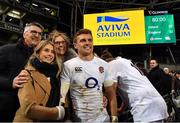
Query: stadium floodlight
xmin=32 ymin=3 xmax=38 ymax=7
xmin=7 ymin=9 xmax=26 ymax=19
xmin=15 ymin=0 xmax=20 ymax=3
xmin=49 ymin=9 xmax=57 ymax=16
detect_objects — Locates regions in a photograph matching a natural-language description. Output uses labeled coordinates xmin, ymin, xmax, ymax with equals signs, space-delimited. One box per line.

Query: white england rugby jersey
xmin=61 ymin=56 xmax=113 ymax=122
xmin=109 ymin=57 xmax=169 ymax=122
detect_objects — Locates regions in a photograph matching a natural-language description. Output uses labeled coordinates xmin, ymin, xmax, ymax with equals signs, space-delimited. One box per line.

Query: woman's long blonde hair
xmin=48 ymin=29 xmax=70 ymax=51
xmin=48 ymin=29 xmax=71 ymax=70
xmin=27 ymin=40 xmax=62 ymax=77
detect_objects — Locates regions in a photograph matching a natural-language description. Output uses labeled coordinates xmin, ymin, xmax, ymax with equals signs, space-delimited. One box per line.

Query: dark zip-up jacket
xmin=0 ymin=39 xmax=33 ymax=122
xmin=148 ymin=65 xmax=171 ymax=96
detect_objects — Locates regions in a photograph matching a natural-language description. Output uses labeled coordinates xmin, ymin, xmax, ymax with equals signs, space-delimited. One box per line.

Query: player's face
xmin=39 ymin=44 xmax=55 ymax=64
xmin=23 ymin=25 xmax=43 ymax=47
xmin=74 ymin=34 xmax=93 ymax=57
xmin=149 ymin=60 xmax=158 ymax=69
xmin=54 ymin=36 xmax=67 ymax=56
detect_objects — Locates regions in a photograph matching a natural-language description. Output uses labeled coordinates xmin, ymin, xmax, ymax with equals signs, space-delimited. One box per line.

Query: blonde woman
xmin=48 ymin=29 xmax=77 ymax=62
xmin=13 ymin=41 xmax=65 ymax=122
xmin=48 ymin=30 xmax=77 ymax=121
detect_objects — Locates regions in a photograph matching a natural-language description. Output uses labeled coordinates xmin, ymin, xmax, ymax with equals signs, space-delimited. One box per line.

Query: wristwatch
xmin=111 ymin=116 xmax=118 ymax=122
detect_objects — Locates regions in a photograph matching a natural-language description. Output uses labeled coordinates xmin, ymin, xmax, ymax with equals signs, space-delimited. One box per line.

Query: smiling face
xmin=74 ymin=34 xmax=93 ymax=58
xmin=54 ymin=36 xmax=67 ymax=56
xmin=23 ymin=25 xmax=43 ymax=47
xmin=39 ymin=44 xmax=55 ymax=64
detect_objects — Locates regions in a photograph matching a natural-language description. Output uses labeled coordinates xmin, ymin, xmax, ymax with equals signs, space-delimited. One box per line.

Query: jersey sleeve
xmin=108 ymin=60 xmax=124 ymax=83
xmin=60 ymin=62 xmax=71 ymax=84
xmin=109 ymin=62 xmax=118 ymax=83
xmin=104 ymin=63 xmax=114 ymax=87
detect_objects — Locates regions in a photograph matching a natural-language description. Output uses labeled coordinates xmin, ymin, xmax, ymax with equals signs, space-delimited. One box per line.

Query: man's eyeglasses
xmin=30 ymin=30 xmax=43 ymax=36
xmin=54 ymin=41 xmax=66 ymax=45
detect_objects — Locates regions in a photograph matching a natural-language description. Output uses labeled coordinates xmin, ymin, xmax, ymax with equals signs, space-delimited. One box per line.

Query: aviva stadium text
xmin=97 ymin=24 xmax=130 ymax=38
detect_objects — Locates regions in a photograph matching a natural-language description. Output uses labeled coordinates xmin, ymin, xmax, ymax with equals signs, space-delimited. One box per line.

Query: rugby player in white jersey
xmin=60 ymin=29 xmax=118 ymax=122
xmin=101 ymin=50 xmax=169 ymax=122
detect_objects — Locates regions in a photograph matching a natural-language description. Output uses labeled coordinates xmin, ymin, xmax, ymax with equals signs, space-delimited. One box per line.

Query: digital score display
xmin=145 ymin=14 xmax=176 ymax=44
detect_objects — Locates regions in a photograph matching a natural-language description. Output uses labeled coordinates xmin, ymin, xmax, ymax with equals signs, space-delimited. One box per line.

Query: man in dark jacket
xmin=0 ymin=22 xmax=44 ymax=121
xmin=147 ymin=58 xmax=171 ymax=96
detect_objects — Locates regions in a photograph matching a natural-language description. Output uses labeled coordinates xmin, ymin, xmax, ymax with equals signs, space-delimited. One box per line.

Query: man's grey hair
xmin=23 ymin=22 xmax=44 ymax=33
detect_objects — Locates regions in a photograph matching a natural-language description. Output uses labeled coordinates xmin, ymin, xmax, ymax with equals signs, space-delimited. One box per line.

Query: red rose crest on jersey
xmin=99 ymin=66 xmax=104 ymax=73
